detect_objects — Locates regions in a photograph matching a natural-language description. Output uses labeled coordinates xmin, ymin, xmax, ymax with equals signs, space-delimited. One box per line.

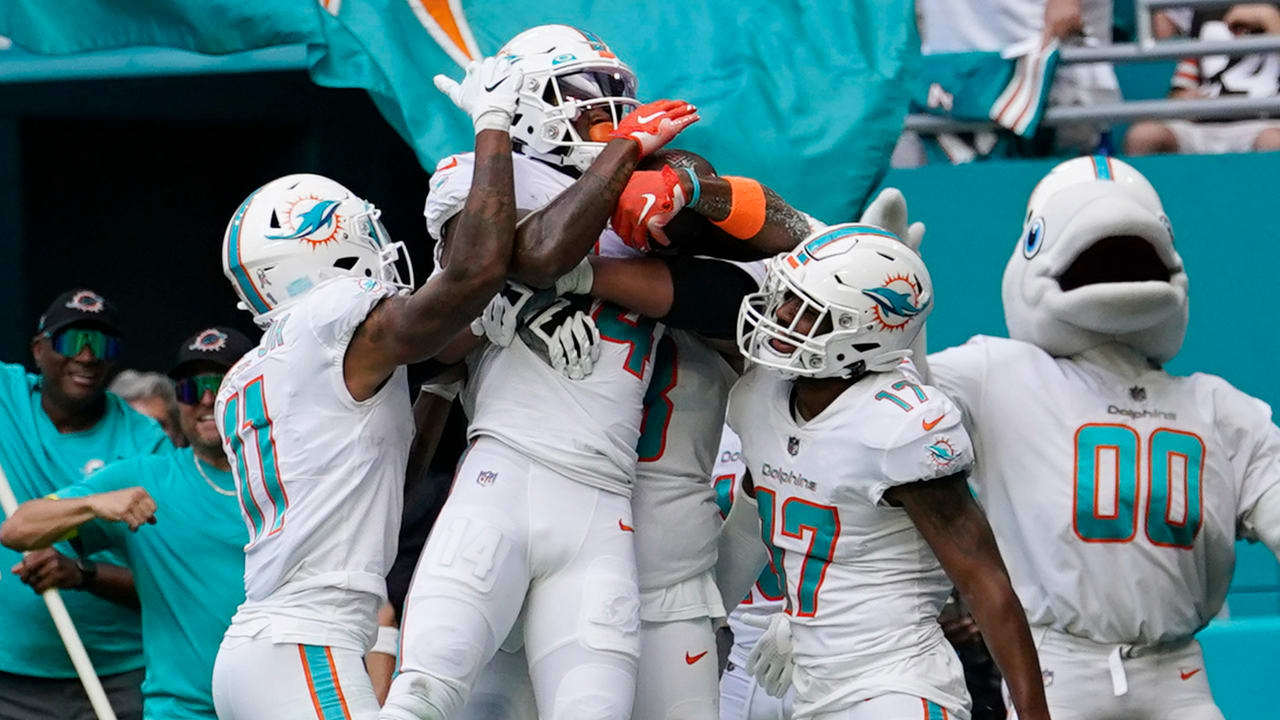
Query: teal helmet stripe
xmin=1092 ymin=155 xmax=1113 ymax=180
xmin=226 ymin=187 xmax=271 ymax=314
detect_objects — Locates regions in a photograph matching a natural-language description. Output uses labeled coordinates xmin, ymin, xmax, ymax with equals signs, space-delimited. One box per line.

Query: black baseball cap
xmin=37 ymin=289 xmax=122 ymax=336
xmin=168 ymin=327 xmax=257 ymax=379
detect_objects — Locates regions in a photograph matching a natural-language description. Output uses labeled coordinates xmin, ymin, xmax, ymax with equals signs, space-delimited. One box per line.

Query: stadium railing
xmin=906 ymin=0 xmax=1280 ymax=133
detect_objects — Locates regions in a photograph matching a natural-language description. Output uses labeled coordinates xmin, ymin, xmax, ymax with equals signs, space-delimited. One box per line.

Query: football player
xmin=208 ymin=55 xmax=523 ymax=720
xmin=381 ymin=25 xmax=698 ymax=720
xmin=722 ymin=224 xmax=1051 ymax=720
xmin=926 ymin=156 xmax=1280 ymax=719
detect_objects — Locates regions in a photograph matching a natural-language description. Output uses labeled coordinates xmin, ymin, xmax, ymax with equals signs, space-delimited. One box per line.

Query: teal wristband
xmin=682 ymin=167 xmax=701 ymax=208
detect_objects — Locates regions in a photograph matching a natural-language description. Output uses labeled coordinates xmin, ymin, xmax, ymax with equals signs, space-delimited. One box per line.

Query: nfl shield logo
xmin=476 ymin=471 xmax=497 ymax=487
xmin=1129 ymin=386 xmax=1147 ymax=402
xmin=787 ymin=436 xmax=800 ymax=456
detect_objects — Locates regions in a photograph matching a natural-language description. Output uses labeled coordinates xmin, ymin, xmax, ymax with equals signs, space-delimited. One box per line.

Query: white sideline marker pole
xmin=0 ymin=464 xmax=118 ymax=720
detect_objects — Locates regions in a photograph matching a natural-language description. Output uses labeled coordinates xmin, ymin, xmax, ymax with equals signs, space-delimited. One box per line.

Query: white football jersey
xmin=726 ymin=365 xmax=974 ymax=716
xmin=711 ymin=426 xmax=787 ymax=664
xmin=632 ymin=330 xmax=738 ymax=590
xmin=429 ymin=150 xmax=658 ymax=497
xmin=930 ymin=337 xmax=1280 ymax=645
xmin=216 ymin=275 xmax=412 ymax=652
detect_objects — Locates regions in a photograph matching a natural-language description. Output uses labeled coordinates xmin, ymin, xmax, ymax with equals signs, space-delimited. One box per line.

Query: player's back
xmin=632 ymin=330 xmax=737 ymax=590
xmin=727 ymin=365 xmax=973 ymax=714
xmin=930 ymin=336 xmax=1276 ymax=645
xmin=216 ymin=275 xmax=412 ymax=651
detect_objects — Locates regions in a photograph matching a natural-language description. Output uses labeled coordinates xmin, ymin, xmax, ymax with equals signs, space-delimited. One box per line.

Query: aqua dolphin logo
xmin=267 ymin=199 xmax=341 ymax=241
xmin=926 ymin=438 xmax=958 ymax=468
xmin=862 ymin=286 xmax=927 ymax=319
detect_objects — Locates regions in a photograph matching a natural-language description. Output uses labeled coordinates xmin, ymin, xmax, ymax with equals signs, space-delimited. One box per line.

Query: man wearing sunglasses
xmin=1 ymin=326 xmax=255 ymax=720
xmin=0 ymin=288 xmax=170 ymax=720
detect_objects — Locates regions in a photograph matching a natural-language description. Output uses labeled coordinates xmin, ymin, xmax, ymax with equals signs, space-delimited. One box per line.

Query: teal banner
xmin=0 ymin=0 xmax=919 ymax=222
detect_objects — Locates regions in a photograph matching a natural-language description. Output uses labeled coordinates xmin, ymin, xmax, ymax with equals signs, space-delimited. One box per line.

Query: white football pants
xmin=211 ymin=631 xmax=379 ymax=720
xmin=380 ymin=438 xmax=641 ymax=720
xmin=719 ymin=658 xmax=794 ymax=720
xmin=1008 ymin=627 xmax=1224 ymax=720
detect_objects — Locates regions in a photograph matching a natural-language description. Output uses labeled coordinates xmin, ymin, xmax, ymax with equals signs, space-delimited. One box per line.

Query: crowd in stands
xmin=901 ymin=0 xmax=1280 ymax=165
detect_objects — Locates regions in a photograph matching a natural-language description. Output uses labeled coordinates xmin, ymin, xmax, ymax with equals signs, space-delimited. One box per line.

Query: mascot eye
xmin=1023 ymin=217 xmax=1045 ymax=259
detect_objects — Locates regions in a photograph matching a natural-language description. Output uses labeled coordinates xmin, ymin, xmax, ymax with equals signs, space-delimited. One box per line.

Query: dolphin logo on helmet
xmin=266 ymin=199 xmax=342 ymax=242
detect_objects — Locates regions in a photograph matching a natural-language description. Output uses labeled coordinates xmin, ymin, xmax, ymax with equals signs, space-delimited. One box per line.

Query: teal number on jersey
xmin=1146 ymin=429 xmax=1205 ymax=549
xmin=594 ymin=302 xmax=657 ymax=379
xmin=223 ymin=378 xmax=289 ymax=542
xmin=873 ymin=379 xmax=927 ymax=412
xmin=716 ymin=476 xmax=784 ymax=602
xmin=756 ymin=488 xmax=838 ymax=616
xmin=221 ymin=394 xmax=264 ymax=537
xmin=637 ymin=335 xmax=677 ymax=462
xmin=1073 ymin=424 xmax=1140 ymax=542
xmin=1073 ymin=424 xmax=1203 ymax=549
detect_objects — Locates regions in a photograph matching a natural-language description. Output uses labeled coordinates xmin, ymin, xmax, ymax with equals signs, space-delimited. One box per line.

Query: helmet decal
xmin=189 ymin=328 xmax=229 ymax=352
xmin=225 ymin=186 xmax=272 ymax=314
xmin=65 ymin=290 xmax=105 ymax=313
xmin=862 ymin=274 xmax=927 ymax=331
xmin=266 ymin=197 xmax=344 ymax=246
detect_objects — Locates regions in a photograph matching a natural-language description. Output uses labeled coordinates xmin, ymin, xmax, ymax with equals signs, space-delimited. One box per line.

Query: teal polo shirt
xmin=57 ymin=446 xmax=247 ymax=720
xmin=0 ymin=363 xmax=168 ymax=678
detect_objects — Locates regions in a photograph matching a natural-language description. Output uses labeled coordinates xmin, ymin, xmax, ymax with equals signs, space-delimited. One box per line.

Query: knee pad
xmin=379 ymin=672 xmax=461 ymax=720
xmin=579 ymin=557 xmax=641 ymax=658
xmin=549 ymin=664 xmax=634 ymax=720
xmin=404 ymin=600 xmax=495 ymax=676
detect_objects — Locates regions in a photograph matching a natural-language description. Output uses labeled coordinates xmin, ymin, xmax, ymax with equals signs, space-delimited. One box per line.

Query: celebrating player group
xmin=164 ymin=22 xmax=1280 ymax=720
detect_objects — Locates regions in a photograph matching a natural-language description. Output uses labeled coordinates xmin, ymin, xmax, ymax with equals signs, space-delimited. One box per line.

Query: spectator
xmin=917 ymin=0 xmax=1121 ymax=153
xmin=1127 ymin=4 xmax=1280 ymax=155
xmin=110 ymin=370 xmax=182 ymax=448
xmin=1 ymin=326 xmax=255 ymax=720
xmin=0 ymin=289 xmax=169 ymax=720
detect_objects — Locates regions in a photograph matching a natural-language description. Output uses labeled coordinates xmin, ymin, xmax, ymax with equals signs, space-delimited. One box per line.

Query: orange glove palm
xmin=611 ymin=165 xmax=686 ymax=252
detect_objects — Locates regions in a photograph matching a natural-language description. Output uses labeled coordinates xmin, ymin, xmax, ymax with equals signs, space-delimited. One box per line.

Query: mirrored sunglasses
xmin=174 ymin=373 xmax=224 ymax=404
xmin=49 ymin=328 xmax=120 ymax=361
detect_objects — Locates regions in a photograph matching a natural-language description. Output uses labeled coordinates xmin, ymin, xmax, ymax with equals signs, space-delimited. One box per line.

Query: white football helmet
xmin=739 ymin=224 xmax=934 ymax=378
xmin=498 ymin=25 xmax=639 ymax=172
xmin=222 ymin=173 xmax=413 ymax=327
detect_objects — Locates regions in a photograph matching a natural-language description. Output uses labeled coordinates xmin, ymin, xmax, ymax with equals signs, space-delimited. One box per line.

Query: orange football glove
xmin=610 ymin=99 xmax=700 ymax=157
xmin=611 ymin=165 xmax=686 ymax=252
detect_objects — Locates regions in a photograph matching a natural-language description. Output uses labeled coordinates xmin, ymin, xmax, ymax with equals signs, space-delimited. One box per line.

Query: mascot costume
xmin=916 ymin=156 xmax=1280 ymax=720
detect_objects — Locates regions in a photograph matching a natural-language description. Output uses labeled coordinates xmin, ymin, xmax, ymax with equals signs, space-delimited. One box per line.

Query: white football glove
xmin=517 ymin=299 xmax=603 ymax=381
xmin=553 ymin=258 xmax=595 ymax=297
xmin=859 ymin=187 xmax=925 ymax=252
xmin=434 ymin=56 xmax=524 ymax=134
xmin=476 ymin=283 xmax=541 ymax=347
xmin=740 ymin=612 xmax=794 ymax=698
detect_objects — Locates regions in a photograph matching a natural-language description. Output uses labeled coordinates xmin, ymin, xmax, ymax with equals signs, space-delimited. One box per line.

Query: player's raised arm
xmin=885 ymin=474 xmax=1051 ymax=720
xmin=608 ymin=149 xmax=819 ymax=259
xmin=344 ymin=57 xmax=522 ymax=399
xmin=509 ymin=100 xmax=699 ymax=288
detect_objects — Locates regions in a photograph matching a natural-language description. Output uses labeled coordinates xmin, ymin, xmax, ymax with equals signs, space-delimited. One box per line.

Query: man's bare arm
xmin=1 ymin=488 xmax=156 ymax=551
xmin=345 ymin=129 xmax=516 ymax=400
xmin=887 ymin=474 xmax=1051 ymax=720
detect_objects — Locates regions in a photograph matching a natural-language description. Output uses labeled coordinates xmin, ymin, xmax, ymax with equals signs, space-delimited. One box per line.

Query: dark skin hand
xmin=885 ymin=475 xmax=1050 ymax=720
xmin=344 ymin=128 xmax=516 ymax=401
xmin=646 ymin=149 xmax=813 ymax=260
xmin=11 ymin=548 xmax=140 ymax=610
xmin=32 ymin=335 xmax=112 ymax=433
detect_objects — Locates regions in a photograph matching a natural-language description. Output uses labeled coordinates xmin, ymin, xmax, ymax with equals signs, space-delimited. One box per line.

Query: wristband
xmin=371 ymin=625 xmax=400 ymax=656
xmin=73 ymin=557 xmax=98 ymax=590
xmin=420 ymin=378 xmax=463 ymax=402
xmin=473 ymin=109 xmax=513 ymax=135
xmin=711 ymin=176 xmax=767 ymax=239
xmin=683 ymin=167 xmax=702 ymax=209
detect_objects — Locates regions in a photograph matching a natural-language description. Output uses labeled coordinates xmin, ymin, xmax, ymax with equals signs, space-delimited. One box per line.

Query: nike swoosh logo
xmin=1180 ymin=668 xmax=1201 ymax=680
xmin=637 ymin=193 xmax=658 ymax=223
xmin=484 ymin=79 xmax=506 ymax=92
xmin=618 ymin=519 xmax=635 ymax=533
xmin=922 ymin=414 xmax=944 ymax=431
xmin=685 ymin=651 xmax=708 ymax=665
xmin=635 ymin=112 xmax=663 ymax=124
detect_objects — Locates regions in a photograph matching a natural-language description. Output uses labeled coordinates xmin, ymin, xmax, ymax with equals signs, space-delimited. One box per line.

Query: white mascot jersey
xmin=930 ymin=155 xmax=1280 ymax=645
xmin=427 ymin=151 xmax=659 ymax=497
xmin=216 ymin=275 xmax=412 ymax=652
xmin=727 ymin=364 xmax=974 ymax=718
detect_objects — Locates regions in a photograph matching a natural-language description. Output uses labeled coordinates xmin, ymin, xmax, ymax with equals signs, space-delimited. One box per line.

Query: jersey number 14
xmin=1073 ymin=423 xmax=1205 ymax=549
